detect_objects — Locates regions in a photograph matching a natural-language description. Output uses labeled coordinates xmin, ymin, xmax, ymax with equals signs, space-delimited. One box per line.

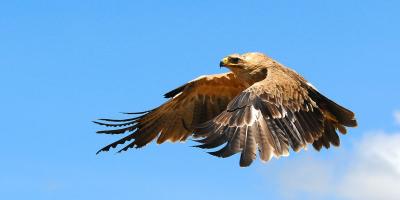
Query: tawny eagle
xmin=94 ymin=52 xmax=357 ymax=167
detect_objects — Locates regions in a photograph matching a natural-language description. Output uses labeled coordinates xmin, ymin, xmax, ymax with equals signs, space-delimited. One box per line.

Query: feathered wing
xmin=194 ymin=68 xmax=357 ymax=167
xmin=95 ymin=72 xmax=247 ymax=153
xmin=307 ymin=87 xmax=357 ymax=150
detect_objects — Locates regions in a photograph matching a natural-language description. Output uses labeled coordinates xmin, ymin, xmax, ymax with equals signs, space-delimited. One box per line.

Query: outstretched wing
xmin=95 ymin=72 xmax=247 ymax=154
xmin=194 ymin=68 xmax=356 ymax=167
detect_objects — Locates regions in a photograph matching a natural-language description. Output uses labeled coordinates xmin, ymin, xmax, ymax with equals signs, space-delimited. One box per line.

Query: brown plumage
xmin=95 ymin=52 xmax=357 ymax=167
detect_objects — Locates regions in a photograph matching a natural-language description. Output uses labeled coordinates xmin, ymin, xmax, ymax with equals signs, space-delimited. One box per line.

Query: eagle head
xmin=220 ymin=52 xmax=271 ymax=69
xmin=220 ymin=52 xmax=272 ymax=84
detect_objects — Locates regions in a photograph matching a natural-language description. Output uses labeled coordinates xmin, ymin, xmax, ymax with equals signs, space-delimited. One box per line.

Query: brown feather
xmin=95 ymin=72 xmax=246 ymax=153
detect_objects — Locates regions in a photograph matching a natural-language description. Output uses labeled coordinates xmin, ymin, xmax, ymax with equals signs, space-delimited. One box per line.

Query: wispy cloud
xmin=337 ymin=132 xmax=400 ymax=200
xmin=262 ymin=114 xmax=400 ymax=200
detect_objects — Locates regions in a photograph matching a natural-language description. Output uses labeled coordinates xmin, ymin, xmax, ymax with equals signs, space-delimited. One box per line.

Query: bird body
xmin=95 ymin=52 xmax=357 ymax=167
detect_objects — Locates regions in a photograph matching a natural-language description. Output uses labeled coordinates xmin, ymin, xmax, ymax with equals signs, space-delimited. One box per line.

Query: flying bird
xmin=94 ymin=52 xmax=357 ymax=167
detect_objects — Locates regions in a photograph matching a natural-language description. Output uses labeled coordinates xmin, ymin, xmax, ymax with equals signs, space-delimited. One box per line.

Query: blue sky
xmin=1 ymin=1 xmax=400 ymax=199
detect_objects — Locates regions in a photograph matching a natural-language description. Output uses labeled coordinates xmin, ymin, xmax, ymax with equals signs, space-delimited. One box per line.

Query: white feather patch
xmin=307 ymin=82 xmax=318 ymax=91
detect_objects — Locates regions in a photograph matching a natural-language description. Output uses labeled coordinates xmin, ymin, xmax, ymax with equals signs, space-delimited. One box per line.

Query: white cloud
xmin=394 ymin=111 xmax=400 ymax=125
xmin=262 ymin=117 xmax=400 ymax=200
xmin=337 ymin=132 xmax=400 ymax=200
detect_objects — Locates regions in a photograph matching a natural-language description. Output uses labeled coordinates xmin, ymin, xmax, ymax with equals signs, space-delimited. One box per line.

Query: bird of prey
xmin=95 ymin=52 xmax=357 ymax=167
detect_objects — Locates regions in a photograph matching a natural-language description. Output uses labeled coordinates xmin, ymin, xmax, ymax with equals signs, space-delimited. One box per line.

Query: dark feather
xmin=325 ymin=122 xmax=340 ymax=146
xmin=240 ymin=125 xmax=257 ymax=167
xmin=96 ymin=124 xmax=138 ymax=134
xmin=93 ymin=120 xmax=137 ymax=127
xmin=121 ymin=110 xmax=153 ymax=115
xmin=96 ymin=133 xmax=137 ymax=154
xmin=97 ymin=117 xmax=141 ymax=122
xmin=307 ymin=87 xmax=357 ymax=127
xmin=164 ymin=83 xmax=188 ymax=98
xmin=255 ymin=117 xmax=273 ymax=161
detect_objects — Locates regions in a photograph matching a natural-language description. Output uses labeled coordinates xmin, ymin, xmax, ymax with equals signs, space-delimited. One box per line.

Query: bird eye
xmin=229 ymin=57 xmax=240 ymax=64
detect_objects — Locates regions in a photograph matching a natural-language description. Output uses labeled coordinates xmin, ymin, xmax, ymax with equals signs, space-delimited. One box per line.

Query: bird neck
xmin=230 ymin=67 xmax=268 ymax=86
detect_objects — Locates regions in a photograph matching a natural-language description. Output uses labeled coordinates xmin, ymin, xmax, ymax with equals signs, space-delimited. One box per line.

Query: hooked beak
xmin=219 ymin=57 xmax=229 ymax=68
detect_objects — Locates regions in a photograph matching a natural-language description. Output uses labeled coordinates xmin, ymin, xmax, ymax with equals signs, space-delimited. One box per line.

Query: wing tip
xmin=164 ymin=84 xmax=187 ymax=98
xmin=239 ymin=159 xmax=254 ymax=168
xmin=120 ymin=110 xmax=151 ymax=115
xmin=96 ymin=149 xmax=104 ymax=155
